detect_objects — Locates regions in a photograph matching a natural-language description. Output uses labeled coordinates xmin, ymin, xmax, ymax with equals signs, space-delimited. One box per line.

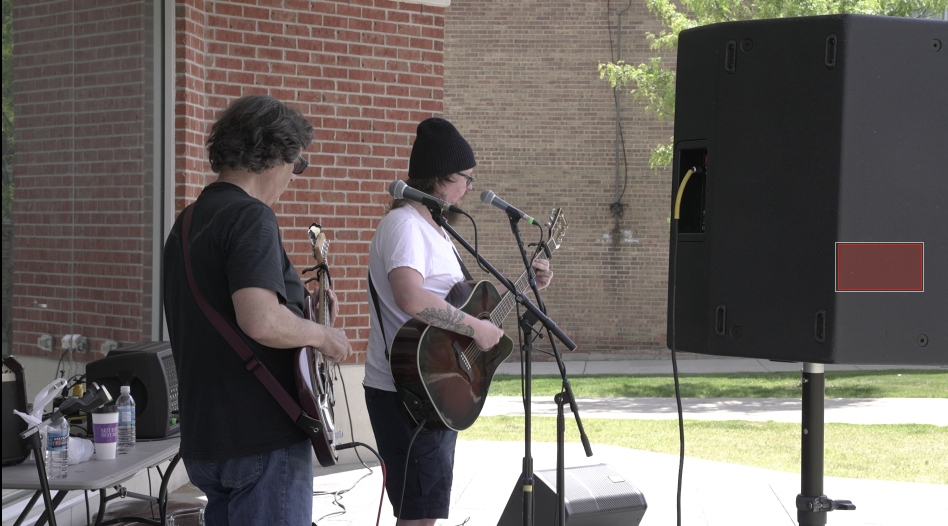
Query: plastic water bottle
xmin=116 ymin=386 xmax=136 ymax=453
xmin=45 ymin=417 xmax=69 ymax=479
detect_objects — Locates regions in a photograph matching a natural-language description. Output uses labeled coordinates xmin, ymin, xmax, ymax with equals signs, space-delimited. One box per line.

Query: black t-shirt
xmin=163 ymin=182 xmax=308 ymax=461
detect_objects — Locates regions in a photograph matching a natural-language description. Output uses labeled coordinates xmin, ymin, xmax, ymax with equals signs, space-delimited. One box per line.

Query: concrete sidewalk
xmin=495 ymin=357 xmax=946 ymax=376
xmin=309 ymin=359 xmax=946 ymax=525
xmin=309 ymin=441 xmax=948 ymax=526
xmin=481 ymin=396 xmax=948 ymax=425
xmin=167 ymin=358 xmax=946 ymax=526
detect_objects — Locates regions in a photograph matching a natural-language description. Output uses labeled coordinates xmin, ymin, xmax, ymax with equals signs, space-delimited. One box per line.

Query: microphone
xmin=480 ymin=190 xmax=536 ymax=224
xmin=389 ymin=180 xmax=465 ymax=215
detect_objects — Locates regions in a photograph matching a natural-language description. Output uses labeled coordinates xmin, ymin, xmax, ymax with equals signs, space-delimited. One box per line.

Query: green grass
xmin=489 ymin=370 xmax=948 ymax=398
xmin=464 ymin=416 xmax=948 ymax=484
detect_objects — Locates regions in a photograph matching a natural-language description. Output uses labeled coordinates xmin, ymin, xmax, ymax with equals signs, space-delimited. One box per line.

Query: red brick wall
xmin=173 ymin=0 xmax=447 ymax=363
xmin=11 ymin=0 xmax=150 ymax=360
xmin=11 ymin=0 xmax=676 ymax=365
xmin=443 ymin=1 xmax=677 ymax=357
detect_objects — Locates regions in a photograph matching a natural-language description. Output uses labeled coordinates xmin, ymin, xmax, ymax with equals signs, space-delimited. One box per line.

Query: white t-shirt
xmin=364 ymin=205 xmax=466 ymax=392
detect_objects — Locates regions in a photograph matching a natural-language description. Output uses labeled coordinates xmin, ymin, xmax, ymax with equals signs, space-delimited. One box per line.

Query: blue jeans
xmin=183 ymin=439 xmax=313 ymax=526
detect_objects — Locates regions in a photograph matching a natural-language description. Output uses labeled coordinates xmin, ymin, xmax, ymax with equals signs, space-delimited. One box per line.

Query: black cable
xmin=397 ymin=419 xmax=426 ymax=521
xmin=53 ymin=348 xmax=69 ymax=381
xmin=333 ymin=442 xmax=386 ymax=526
xmin=606 ymin=0 xmax=634 ymax=221
xmin=517 ymin=304 xmax=527 ymax=408
xmin=310 ymin=364 xmax=376 ymax=523
xmin=312 ymin=469 xmax=372 ymax=522
xmin=335 ymin=363 xmax=370 ymax=470
xmin=606 ymin=0 xmax=634 ymax=64
xmin=670 ymin=341 xmax=685 ymax=526
xmin=668 ymin=167 xmax=698 ymax=526
xmin=85 ymin=490 xmax=90 ymax=526
xmin=460 ymin=210 xmax=491 ymax=278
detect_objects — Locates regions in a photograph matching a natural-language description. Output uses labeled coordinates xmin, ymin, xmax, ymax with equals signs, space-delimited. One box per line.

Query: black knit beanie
xmin=408 ymin=118 xmax=476 ymax=179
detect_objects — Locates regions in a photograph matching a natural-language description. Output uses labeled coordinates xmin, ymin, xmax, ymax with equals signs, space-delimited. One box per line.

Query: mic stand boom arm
xmin=427 ymin=208 xmax=576 ymax=351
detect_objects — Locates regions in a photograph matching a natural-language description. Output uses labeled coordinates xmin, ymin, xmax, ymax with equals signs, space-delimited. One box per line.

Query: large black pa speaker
xmin=497 ymin=464 xmax=647 ymax=526
xmin=668 ymin=14 xmax=947 ymax=365
xmin=86 ymin=341 xmax=180 ymax=439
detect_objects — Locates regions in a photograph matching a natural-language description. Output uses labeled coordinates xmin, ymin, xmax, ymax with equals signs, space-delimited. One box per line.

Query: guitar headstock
xmin=545 ymin=208 xmax=568 ymax=252
xmin=308 ymin=223 xmax=330 ymax=266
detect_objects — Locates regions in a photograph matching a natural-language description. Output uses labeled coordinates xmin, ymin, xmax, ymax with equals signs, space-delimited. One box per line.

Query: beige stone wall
xmin=443 ymin=1 xmax=677 ymax=358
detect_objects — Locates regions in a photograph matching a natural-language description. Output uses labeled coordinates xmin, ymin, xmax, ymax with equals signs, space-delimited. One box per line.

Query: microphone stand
xmin=505 ymin=212 xmax=593 ymax=526
xmin=20 ymin=424 xmax=58 ymax=526
xmin=426 ymin=207 xmax=576 ymax=353
xmin=427 ymin=207 xmax=580 ymax=526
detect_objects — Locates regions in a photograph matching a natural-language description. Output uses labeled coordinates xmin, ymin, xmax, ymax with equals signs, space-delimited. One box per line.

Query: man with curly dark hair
xmin=163 ymin=94 xmax=352 ymax=525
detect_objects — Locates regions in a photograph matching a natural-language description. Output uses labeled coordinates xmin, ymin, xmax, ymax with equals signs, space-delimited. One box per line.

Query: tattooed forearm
xmin=416 ymin=304 xmax=475 ymax=336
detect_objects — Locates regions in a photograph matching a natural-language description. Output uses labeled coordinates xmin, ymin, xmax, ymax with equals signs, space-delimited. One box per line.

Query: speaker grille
xmin=498 ymin=463 xmax=647 ymax=526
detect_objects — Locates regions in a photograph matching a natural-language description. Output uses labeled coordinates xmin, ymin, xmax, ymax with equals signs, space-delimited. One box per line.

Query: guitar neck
xmin=492 ymin=251 xmax=550 ymax=326
xmin=317 ymin=273 xmax=331 ymax=326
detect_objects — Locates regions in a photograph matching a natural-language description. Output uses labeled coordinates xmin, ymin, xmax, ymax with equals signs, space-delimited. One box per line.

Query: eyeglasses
xmin=293 ymin=156 xmax=309 ymax=175
xmin=455 ymin=172 xmax=474 ymax=187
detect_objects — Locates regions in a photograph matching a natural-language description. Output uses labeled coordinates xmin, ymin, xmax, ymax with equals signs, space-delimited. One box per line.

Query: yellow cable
xmin=673 ymin=168 xmax=695 ymax=220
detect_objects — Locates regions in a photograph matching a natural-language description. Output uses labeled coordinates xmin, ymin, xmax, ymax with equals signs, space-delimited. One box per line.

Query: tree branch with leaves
xmin=600 ymin=0 xmax=948 ymax=170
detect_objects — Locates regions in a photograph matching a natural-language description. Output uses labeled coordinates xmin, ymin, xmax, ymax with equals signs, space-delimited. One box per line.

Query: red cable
xmin=376 ymin=460 xmax=387 ymax=526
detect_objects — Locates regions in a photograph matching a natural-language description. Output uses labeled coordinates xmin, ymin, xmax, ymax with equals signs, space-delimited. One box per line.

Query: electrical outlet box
xmin=37 ymin=333 xmax=53 ymax=351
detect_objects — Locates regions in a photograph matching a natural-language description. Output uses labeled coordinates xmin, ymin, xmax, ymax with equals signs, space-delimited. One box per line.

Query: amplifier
xmin=2 ymin=357 xmax=29 ymax=466
xmin=498 ymin=464 xmax=647 ymax=526
xmin=86 ymin=341 xmax=180 ymax=439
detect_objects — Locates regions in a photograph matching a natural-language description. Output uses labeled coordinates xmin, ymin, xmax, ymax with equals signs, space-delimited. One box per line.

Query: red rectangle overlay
xmin=836 ymin=243 xmax=923 ymax=291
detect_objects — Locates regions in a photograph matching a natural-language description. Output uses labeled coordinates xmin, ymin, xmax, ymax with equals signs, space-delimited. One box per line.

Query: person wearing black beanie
xmin=363 ymin=117 xmax=553 ymax=525
xmin=407 ymin=117 xmax=477 ymax=180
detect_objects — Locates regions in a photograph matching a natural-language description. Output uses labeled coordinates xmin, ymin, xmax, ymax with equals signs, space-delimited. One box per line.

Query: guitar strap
xmin=453 ymin=249 xmax=474 ymax=281
xmin=180 ymin=204 xmax=324 ymax=438
xmin=367 ymin=271 xmax=438 ymax=424
xmin=367 ymin=271 xmax=388 ymax=361
xmin=368 ymin=246 xmax=472 ymax=360
xmin=368 ymin=244 xmax=471 ymax=427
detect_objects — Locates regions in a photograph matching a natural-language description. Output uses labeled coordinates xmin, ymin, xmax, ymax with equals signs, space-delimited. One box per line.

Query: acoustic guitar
xmin=295 ymin=223 xmax=339 ymax=466
xmin=390 ymin=209 xmax=568 ymax=431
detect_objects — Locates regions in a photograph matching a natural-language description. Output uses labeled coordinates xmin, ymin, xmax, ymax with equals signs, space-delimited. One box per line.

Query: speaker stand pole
xmin=796 ymin=363 xmax=854 ymax=525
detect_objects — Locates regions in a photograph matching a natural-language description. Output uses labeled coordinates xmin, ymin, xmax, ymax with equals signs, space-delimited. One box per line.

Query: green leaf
xmin=600 ymin=0 xmax=948 ymax=169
